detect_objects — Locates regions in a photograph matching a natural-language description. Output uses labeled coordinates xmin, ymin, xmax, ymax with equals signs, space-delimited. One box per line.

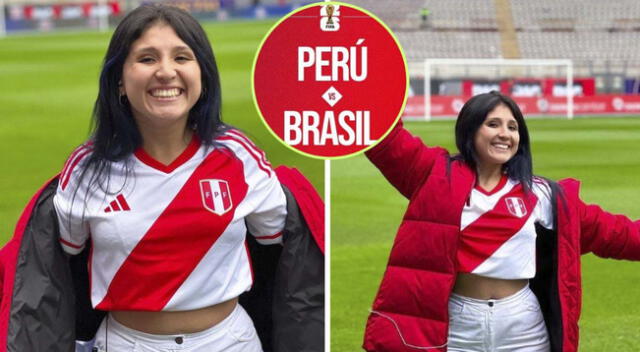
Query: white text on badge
xmin=284 ymin=110 xmax=374 ymax=146
xmin=297 ymin=40 xmax=368 ymax=82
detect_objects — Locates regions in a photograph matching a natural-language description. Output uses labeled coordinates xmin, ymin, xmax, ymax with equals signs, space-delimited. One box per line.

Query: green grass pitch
xmin=0 ymin=20 xmax=323 ymax=243
xmin=3 ymin=18 xmax=640 ymax=352
xmin=331 ymin=118 xmax=640 ymax=351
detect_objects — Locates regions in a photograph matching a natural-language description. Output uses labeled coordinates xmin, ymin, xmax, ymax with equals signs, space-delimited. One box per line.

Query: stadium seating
xmin=518 ymin=32 xmax=640 ymax=62
xmin=346 ymin=0 xmax=424 ymax=30
xmin=347 ymin=0 xmax=640 ymax=77
xmin=511 ymin=0 xmax=640 ymax=31
xmin=420 ymin=0 xmax=497 ymax=30
xmin=399 ymin=31 xmax=502 ymax=61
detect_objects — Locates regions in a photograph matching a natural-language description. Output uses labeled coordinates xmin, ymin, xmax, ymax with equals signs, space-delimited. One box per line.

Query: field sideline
xmin=0 ymin=20 xmax=323 ymax=243
xmin=331 ymin=117 xmax=640 ymax=351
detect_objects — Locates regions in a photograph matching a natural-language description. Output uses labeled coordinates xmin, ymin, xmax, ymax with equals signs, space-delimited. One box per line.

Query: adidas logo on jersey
xmin=104 ymin=194 xmax=131 ymax=213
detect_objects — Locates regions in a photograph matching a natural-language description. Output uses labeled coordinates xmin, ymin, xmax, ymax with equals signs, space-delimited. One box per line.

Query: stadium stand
xmin=511 ymin=0 xmax=640 ymax=31
xmin=518 ymin=32 xmax=640 ymax=62
xmin=345 ymin=0 xmax=640 ymax=118
xmin=399 ymin=31 xmax=502 ymax=60
xmin=511 ymin=0 xmax=640 ymax=74
xmin=347 ymin=0 xmax=640 ymax=77
xmin=420 ymin=0 xmax=497 ymax=30
xmin=350 ymin=0 xmax=424 ymax=30
xmin=4 ymin=0 xmax=640 ymax=79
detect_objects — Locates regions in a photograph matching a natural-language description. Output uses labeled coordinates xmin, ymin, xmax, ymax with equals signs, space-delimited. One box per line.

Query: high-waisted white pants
xmin=91 ymin=304 xmax=263 ymax=352
xmin=447 ymin=284 xmax=551 ymax=352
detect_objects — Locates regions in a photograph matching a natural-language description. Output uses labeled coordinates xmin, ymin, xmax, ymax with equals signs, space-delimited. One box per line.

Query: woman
xmin=362 ymin=91 xmax=640 ymax=352
xmin=52 ymin=4 xmax=286 ymax=352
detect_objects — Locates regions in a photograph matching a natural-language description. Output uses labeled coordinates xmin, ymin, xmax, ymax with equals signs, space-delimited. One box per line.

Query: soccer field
xmin=331 ymin=117 xmax=640 ymax=351
xmin=3 ymin=18 xmax=640 ymax=352
xmin=0 ymin=20 xmax=323 ymax=243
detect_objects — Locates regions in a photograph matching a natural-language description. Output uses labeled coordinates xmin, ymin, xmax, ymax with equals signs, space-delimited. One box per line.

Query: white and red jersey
xmin=53 ymin=129 xmax=286 ymax=311
xmin=457 ymin=175 xmax=553 ymax=279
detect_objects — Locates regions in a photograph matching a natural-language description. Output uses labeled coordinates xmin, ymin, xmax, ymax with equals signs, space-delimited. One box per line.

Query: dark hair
xmin=92 ymin=4 xmax=226 ymax=162
xmin=453 ymin=91 xmax=533 ymax=191
xmin=73 ymin=4 xmax=228 ymax=195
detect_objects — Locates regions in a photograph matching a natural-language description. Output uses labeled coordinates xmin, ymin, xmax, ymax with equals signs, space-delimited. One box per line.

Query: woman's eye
xmin=176 ymin=56 xmax=191 ymax=62
xmin=138 ymin=57 xmax=154 ymax=63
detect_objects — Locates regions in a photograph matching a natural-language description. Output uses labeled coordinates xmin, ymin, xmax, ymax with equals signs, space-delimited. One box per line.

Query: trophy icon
xmin=320 ymin=4 xmax=340 ymax=31
xmin=326 ymin=5 xmax=335 ymax=27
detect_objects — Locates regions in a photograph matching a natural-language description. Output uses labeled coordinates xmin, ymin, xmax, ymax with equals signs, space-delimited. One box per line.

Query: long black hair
xmin=68 ymin=3 xmax=229 ymax=213
xmin=452 ymin=91 xmax=533 ymax=191
xmin=92 ymin=4 xmax=226 ymax=162
xmin=74 ymin=4 xmax=227 ymax=193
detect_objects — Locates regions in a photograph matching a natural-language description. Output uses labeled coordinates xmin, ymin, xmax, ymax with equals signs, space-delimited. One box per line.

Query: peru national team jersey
xmin=53 ymin=130 xmax=287 ymax=311
xmin=457 ymin=175 xmax=554 ymax=280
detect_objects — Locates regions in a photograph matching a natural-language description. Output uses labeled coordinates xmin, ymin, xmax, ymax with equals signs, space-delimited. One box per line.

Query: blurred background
xmin=352 ymin=0 xmax=640 ymax=119
xmin=332 ymin=1 xmax=640 ymax=351
xmin=1 ymin=0 xmax=310 ymax=33
xmin=2 ymin=0 xmax=640 ymax=350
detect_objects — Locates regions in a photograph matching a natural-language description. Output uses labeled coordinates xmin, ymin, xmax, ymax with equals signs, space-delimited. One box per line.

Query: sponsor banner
xmin=624 ymin=79 xmax=640 ymax=94
xmin=8 ymin=2 xmax=121 ymax=21
xmin=404 ymin=95 xmax=640 ymax=118
xmin=462 ymin=78 xmax=596 ymax=97
xmin=141 ymin=0 xmax=219 ymax=15
xmin=233 ymin=2 xmax=315 ymax=19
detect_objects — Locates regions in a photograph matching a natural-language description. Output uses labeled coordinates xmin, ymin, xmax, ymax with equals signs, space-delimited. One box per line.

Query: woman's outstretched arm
xmin=365 ymin=122 xmax=448 ymax=199
xmin=579 ymin=199 xmax=640 ymax=260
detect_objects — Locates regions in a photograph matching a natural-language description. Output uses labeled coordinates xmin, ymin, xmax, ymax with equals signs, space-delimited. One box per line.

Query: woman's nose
xmin=155 ymin=61 xmax=176 ymax=81
xmin=497 ymin=126 xmax=509 ymax=138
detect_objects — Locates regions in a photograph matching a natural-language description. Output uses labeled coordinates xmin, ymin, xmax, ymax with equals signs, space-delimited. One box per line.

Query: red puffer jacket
xmin=362 ymin=124 xmax=640 ymax=352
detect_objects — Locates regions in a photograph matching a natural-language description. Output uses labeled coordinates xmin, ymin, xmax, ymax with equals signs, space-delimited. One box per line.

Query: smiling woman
xmin=472 ymin=105 xmax=520 ymax=179
xmin=0 ymin=4 xmax=323 ymax=352
xmin=60 ymin=5 xmax=279 ymax=352
xmin=121 ymin=24 xmax=202 ymax=159
xmin=362 ymin=91 xmax=640 ymax=352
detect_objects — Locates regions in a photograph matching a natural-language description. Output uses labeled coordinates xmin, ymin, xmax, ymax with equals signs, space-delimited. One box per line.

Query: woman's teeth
xmin=151 ymin=88 xmax=181 ymax=97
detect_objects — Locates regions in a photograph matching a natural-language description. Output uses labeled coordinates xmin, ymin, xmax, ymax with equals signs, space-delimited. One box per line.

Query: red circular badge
xmin=252 ymin=2 xmax=407 ymax=159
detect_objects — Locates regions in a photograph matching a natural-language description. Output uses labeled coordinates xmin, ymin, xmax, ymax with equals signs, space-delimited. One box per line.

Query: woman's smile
xmin=121 ymin=23 xmax=202 ymax=130
xmin=474 ymin=104 xmax=520 ymax=169
xmin=148 ymin=87 xmax=183 ymax=100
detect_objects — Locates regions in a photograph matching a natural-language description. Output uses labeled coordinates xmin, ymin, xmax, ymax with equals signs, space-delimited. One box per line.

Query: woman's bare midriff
xmin=453 ymin=273 xmax=528 ymax=300
xmin=111 ymin=297 xmax=238 ymax=335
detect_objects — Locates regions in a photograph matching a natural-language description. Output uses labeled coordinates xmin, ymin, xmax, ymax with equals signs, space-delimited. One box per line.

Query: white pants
xmin=447 ymin=285 xmax=550 ymax=352
xmin=92 ymin=304 xmax=263 ymax=352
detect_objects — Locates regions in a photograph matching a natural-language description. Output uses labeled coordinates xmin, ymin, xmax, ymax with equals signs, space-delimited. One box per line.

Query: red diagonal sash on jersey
xmin=457 ymin=184 xmax=538 ymax=273
xmin=95 ymin=151 xmax=248 ymax=311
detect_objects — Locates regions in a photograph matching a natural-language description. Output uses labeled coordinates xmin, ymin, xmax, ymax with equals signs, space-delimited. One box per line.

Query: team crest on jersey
xmin=505 ymin=197 xmax=527 ymax=218
xmin=200 ymin=179 xmax=232 ymax=215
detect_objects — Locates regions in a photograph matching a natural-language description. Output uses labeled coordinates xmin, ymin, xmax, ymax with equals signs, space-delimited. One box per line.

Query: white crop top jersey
xmin=53 ymin=130 xmax=287 ymax=311
xmin=457 ymin=175 xmax=554 ymax=280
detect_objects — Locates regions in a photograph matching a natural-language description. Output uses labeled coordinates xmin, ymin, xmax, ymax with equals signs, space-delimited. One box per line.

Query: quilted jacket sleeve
xmin=365 ymin=121 xmax=448 ymax=199
xmin=579 ymin=198 xmax=640 ymax=260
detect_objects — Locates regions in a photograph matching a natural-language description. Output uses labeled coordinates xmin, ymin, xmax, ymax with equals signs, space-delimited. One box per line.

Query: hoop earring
xmin=119 ymin=94 xmax=127 ymax=106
